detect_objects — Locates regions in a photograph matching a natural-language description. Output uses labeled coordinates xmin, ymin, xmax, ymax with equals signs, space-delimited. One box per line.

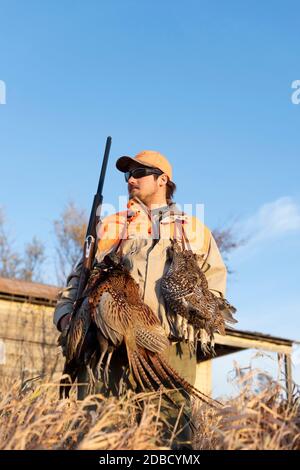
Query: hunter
xmin=53 ymin=150 xmax=227 ymax=448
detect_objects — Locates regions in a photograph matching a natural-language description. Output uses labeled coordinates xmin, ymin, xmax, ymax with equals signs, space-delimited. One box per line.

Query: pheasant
xmin=59 ymin=252 xmax=221 ymax=411
xmin=161 ymin=240 xmax=237 ymax=355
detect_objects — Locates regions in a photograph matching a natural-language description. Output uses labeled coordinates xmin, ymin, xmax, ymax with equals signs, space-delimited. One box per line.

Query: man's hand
xmin=58 ymin=313 xmax=71 ymax=332
xmin=57 ymin=313 xmax=72 ymax=357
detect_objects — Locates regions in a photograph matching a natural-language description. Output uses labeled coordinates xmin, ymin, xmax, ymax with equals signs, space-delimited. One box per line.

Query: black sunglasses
xmin=125 ymin=167 xmax=163 ymax=182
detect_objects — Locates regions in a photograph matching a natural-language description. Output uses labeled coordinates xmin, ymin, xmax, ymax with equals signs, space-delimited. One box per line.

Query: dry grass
xmin=193 ymin=367 xmax=300 ymax=450
xmin=0 ymin=369 xmax=299 ymax=450
xmin=0 ymin=378 xmax=168 ymax=450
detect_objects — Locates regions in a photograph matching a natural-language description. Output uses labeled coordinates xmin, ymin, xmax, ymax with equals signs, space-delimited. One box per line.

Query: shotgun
xmin=58 ymin=137 xmax=111 ymax=360
xmin=74 ymin=136 xmax=112 ymax=306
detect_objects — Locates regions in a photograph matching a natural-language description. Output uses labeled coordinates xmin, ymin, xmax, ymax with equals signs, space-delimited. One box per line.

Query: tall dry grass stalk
xmin=0 ymin=377 xmax=169 ymax=450
xmin=0 ymin=369 xmax=299 ymax=450
xmin=193 ymin=368 xmax=300 ymax=450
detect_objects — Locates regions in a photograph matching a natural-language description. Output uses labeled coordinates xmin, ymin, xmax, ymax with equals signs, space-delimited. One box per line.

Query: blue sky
xmin=0 ymin=0 xmax=299 ymax=393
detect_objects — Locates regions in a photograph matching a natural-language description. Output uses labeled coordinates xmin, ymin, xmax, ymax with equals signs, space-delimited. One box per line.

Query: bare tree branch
xmin=19 ymin=237 xmax=46 ymax=282
xmin=212 ymin=224 xmax=246 ymax=274
xmin=53 ymin=201 xmax=87 ymax=284
xmin=0 ymin=208 xmax=22 ymax=278
xmin=0 ymin=208 xmax=46 ymax=282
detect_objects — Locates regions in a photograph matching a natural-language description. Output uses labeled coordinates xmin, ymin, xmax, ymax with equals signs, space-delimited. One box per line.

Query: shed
xmin=0 ymin=276 xmax=62 ymax=380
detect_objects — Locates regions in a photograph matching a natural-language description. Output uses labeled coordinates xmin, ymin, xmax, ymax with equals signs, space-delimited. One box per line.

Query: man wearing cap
xmin=53 ymin=150 xmax=227 ymax=448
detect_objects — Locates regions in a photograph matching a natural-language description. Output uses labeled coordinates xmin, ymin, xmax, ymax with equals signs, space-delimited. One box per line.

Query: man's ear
xmin=159 ymin=174 xmax=168 ymax=186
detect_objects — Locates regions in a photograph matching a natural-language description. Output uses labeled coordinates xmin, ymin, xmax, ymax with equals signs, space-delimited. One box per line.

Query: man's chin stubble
xmin=129 ymin=188 xmax=139 ymax=197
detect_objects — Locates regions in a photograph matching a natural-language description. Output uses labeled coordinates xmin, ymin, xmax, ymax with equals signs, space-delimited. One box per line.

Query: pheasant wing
xmin=66 ymin=297 xmax=91 ymax=360
xmin=92 ymin=290 xmax=127 ymax=346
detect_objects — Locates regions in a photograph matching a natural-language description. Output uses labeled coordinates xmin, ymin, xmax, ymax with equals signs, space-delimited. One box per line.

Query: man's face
xmin=127 ymin=166 xmax=161 ymax=204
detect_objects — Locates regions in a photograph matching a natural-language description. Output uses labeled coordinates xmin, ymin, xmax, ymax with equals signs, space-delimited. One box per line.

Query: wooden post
xmin=194 ymin=360 xmax=212 ymax=396
xmin=277 ymin=353 xmax=284 ymax=381
xmin=284 ymin=354 xmax=293 ymax=404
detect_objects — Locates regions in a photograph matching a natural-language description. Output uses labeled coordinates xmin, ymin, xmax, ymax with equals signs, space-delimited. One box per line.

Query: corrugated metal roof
xmin=0 ymin=276 xmax=60 ymax=302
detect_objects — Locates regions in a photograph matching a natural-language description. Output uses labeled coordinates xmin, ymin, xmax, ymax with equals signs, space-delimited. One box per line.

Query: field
xmin=0 ymin=369 xmax=299 ymax=450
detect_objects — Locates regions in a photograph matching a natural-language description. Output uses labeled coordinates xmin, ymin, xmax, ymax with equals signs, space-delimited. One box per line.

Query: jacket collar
xmin=127 ymin=197 xmax=188 ymax=223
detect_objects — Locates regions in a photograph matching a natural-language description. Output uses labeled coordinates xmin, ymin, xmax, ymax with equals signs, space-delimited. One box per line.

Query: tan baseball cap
xmin=116 ymin=150 xmax=173 ymax=181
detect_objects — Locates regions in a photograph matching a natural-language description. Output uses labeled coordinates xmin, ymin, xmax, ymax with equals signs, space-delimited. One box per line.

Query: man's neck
xmin=139 ymin=198 xmax=168 ymax=210
xmin=132 ymin=196 xmax=168 ymax=213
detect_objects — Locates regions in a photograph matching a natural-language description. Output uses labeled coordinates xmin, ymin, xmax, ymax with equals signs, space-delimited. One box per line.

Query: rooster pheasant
xmin=161 ymin=240 xmax=237 ymax=355
xmin=59 ymin=252 xmax=221 ymax=410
